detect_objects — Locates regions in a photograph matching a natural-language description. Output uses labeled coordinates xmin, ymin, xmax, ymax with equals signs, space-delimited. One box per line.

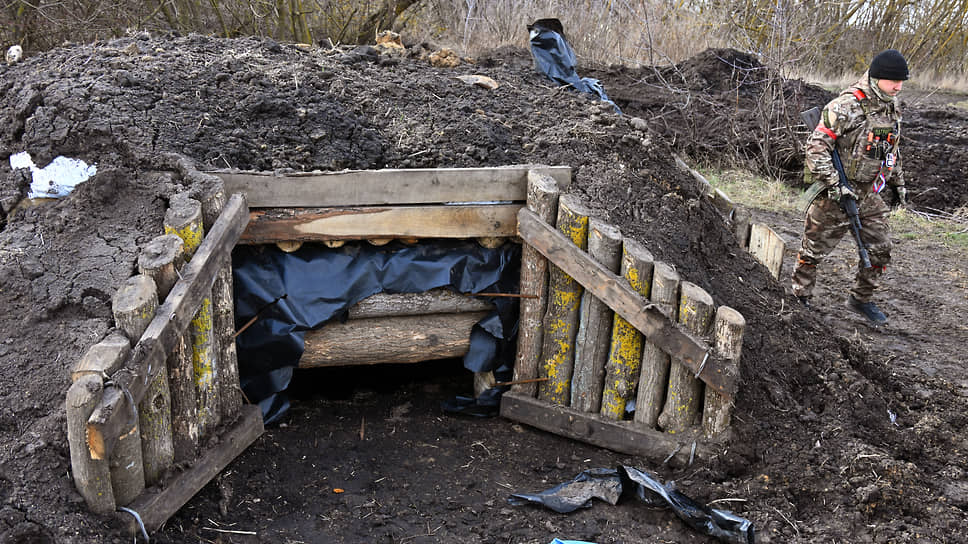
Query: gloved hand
xmin=827 ymin=184 xmax=858 ymax=202
xmin=892 ymin=185 xmax=908 ymax=208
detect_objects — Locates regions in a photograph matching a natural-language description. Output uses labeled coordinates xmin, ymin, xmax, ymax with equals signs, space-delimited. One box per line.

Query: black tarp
xmin=232 ymin=240 xmax=520 ymax=423
xmin=527 ymin=18 xmax=620 ymax=113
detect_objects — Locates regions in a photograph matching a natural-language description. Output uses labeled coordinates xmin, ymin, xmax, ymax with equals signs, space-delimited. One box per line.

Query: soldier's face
xmin=876 ymin=79 xmax=904 ymax=96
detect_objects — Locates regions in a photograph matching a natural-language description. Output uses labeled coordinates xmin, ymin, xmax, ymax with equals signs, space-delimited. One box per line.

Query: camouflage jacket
xmin=805 ymin=71 xmax=904 ymax=199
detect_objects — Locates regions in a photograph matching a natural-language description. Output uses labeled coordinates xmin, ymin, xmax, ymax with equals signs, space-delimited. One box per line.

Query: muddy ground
xmin=0 ymin=34 xmax=966 ymax=543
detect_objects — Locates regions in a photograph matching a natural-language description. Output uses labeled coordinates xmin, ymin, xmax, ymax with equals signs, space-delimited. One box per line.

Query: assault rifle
xmin=800 ymin=107 xmax=872 ymax=269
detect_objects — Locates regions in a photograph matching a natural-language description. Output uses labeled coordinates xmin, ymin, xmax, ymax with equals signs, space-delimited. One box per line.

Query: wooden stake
xmin=196 ymin=181 xmax=244 ymax=423
xmin=67 ymin=374 xmax=115 ymax=514
xmin=114 ymin=273 xmax=174 ymax=488
xmin=137 ymin=234 xmax=185 ymax=300
xmin=703 ymin=306 xmax=745 ymax=436
xmin=512 ymin=171 xmax=559 ymax=397
xmin=165 ymin=193 xmax=220 ymax=438
xmin=600 ymin=239 xmax=654 ymax=420
xmin=634 ymin=262 xmax=680 ymax=428
xmin=658 ymin=281 xmax=714 ymax=432
xmin=571 ymin=219 xmax=622 ymax=413
xmin=70 ymin=330 xmax=130 ymax=383
xmin=538 ymin=195 xmax=590 ymax=405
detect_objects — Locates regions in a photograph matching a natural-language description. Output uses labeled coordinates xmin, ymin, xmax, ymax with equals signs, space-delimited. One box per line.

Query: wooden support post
xmin=703 ymin=306 xmax=745 ymax=436
xmin=138 ymin=234 xmax=185 ymax=299
xmin=196 ymin=181 xmax=244 ymax=423
xmin=634 ymin=262 xmax=681 ymax=428
xmin=66 ymin=375 xmax=115 ymax=514
xmin=732 ymin=207 xmax=752 ymax=248
xmin=538 ymin=195 xmax=590 ymax=405
xmin=163 ymin=195 xmax=203 ymax=461
xmin=658 ymin=282 xmax=714 ymax=433
xmin=600 ymin=240 xmax=654 ymax=420
xmin=571 ymin=220 xmax=622 ymax=412
xmin=109 ymin=275 xmax=156 ymax=505
xmin=70 ymin=330 xmax=130 ymax=383
xmin=165 ymin=193 xmax=220 ymax=439
xmin=512 ymin=172 xmax=559 ymax=397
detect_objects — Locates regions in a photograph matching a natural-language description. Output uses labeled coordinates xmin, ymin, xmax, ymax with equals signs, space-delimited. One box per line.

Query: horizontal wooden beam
xmin=121 ymin=404 xmax=263 ymax=535
xmin=500 ymin=392 xmax=710 ymax=464
xmin=516 ymin=208 xmax=735 ymax=398
xmin=300 ymin=311 xmax=489 ymax=368
xmin=347 ymin=289 xmax=493 ymax=320
xmin=87 ymin=194 xmax=250 ymax=461
xmin=238 ymin=204 xmax=520 ymax=243
xmin=213 ymin=166 xmax=572 ymax=208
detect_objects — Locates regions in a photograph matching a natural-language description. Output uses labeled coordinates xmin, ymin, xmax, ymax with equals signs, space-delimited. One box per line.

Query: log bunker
xmin=63 ymin=158 xmax=787 ymax=537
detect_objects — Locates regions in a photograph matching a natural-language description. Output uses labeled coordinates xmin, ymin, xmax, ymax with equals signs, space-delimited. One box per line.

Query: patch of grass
xmin=889 ymin=207 xmax=968 ymax=252
xmin=699 ymin=168 xmax=801 ymax=213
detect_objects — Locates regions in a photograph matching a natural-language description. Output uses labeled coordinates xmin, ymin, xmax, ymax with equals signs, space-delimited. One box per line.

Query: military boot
xmin=847 ymin=295 xmax=887 ymax=325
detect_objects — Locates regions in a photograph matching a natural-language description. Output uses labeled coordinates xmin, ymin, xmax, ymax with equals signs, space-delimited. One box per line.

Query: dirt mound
xmin=0 ymin=35 xmax=966 ymax=543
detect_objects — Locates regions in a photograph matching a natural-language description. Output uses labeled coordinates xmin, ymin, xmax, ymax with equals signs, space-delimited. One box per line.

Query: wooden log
xmin=570 ymin=220 xmax=622 ymax=412
xmin=165 ymin=193 xmax=220 ymax=439
xmin=501 ymin=391 xmax=707 ymax=466
xmin=216 ymin=165 xmax=572 ymax=208
xmin=87 ymin=194 xmax=248 ymax=463
xmin=196 ymin=182 xmax=244 ymax=424
xmin=703 ymin=306 xmax=745 ymax=436
xmin=322 ymin=240 xmax=345 ymax=249
xmin=476 ymin=236 xmax=505 ymax=249
xmin=238 ymin=205 xmax=520 ymax=243
xmin=300 ymin=312 xmax=489 ymax=367
xmin=137 ymin=234 xmax=185 ymax=300
xmin=537 ymin=195 xmax=591 ymax=405
xmin=516 ymin=208 xmax=733 ymax=397
xmin=748 ymin=223 xmax=785 ymax=279
xmin=138 ymin=233 xmax=195 ymax=460
xmin=658 ymin=282 xmax=714 ymax=433
xmin=634 ymin=262 xmax=681 ymax=428
xmin=346 ymin=289 xmax=493 ymax=320
xmin=732 ymin=207 xmax=752 ymax=248
xmin=367 ymin=237 xmax=393 ymax=246
xmin=113 ymin=274 xmax=173 ymax=488
xmin=600 ymin=240 xmax=654 ymax=420
xmin=108 ymin=275 xmax=157 ymax=503
xmin=66 ymin=375 xmax=115 ymax=514
xmin=70 ymin=330 xmax=131 ymax=383
xmin=120 ymin=404 xmax=263 ymax=536
xmin=275 ymin=240 xmax=303 ymax=253
xmin=512 ymin=172 xmax=559 ymax=397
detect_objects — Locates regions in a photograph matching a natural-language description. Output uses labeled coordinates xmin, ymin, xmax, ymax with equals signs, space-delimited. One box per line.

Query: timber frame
xmin=66 ymin=162 xmax=768 ymax=536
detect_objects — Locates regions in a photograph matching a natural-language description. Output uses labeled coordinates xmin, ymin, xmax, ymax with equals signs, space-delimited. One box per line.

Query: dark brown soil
xmin=0 ymin=35 xmax=966 ymax=544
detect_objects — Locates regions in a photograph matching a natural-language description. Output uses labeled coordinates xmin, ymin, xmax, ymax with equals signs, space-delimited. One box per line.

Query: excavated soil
xmin=0 ymin=35 xmax=966 ymax=543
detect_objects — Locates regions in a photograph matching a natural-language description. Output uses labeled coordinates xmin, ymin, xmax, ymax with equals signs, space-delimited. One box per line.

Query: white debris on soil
xmin=9 ymin=151 xmax=98 ymax=199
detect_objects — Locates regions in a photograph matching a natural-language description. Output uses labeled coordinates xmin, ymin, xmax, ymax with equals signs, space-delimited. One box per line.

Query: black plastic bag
xmin=527 ymin=18 xmax=620 ymax=113
xmin=509 ymin=466 xmax=755 ymax=544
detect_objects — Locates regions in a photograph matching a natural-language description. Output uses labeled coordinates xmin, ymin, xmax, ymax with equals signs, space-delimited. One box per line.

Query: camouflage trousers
xmin=791 ymin=192 xmax=892 ymax=303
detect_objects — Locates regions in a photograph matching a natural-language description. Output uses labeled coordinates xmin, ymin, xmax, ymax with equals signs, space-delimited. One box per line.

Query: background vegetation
xmin=3 ymin=0 xmax=967 ymax=83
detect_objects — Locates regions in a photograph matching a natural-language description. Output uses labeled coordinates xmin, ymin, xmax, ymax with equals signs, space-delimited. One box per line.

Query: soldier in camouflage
xmin=791 ymin=49 xmax=909 ymax=325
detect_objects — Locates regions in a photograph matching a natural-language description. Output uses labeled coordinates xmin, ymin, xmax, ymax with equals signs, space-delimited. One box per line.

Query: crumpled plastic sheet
xmin=527 ymin=18 xmax=621 ymax=114
xmin=233 ymin=240 xmax=520 ymax=423
xmin=509 ymin=466 xmax=756 ymax=544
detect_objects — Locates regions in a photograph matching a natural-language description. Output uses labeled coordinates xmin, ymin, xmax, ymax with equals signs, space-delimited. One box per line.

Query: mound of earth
xmin=0 ymin=34 xmax=966 ymax=543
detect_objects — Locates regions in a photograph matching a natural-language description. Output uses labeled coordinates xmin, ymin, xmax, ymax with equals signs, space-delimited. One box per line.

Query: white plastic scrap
xmin=5 ymin=45 xmax=22 ymax=64
xmin=9 ymin=151 xmax=97 ymax=199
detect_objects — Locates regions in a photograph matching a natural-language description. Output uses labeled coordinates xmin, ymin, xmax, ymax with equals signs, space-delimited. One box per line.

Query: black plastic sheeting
xmin=527 ymin=18 xmax=620 ymax=113
xmin=509 ymin=466 xmax=756 ymax=544
xmin=232 ymin=240 xmax=520 ymax=423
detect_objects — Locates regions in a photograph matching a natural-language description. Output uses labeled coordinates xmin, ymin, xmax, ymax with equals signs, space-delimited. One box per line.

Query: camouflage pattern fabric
xmin=793 ymin=72 xmax=902 ymax=303
xmin=791 ymin=194 xmax=891 ymax=302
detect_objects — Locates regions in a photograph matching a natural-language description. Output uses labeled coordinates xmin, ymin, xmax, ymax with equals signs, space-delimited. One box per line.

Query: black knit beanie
xmin=869 ymin=49 xmax=909 ymax=80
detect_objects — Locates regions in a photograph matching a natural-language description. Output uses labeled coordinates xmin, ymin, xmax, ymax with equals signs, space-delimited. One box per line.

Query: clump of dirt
xmin=0 ymin=34 xmax=965 ymax=544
